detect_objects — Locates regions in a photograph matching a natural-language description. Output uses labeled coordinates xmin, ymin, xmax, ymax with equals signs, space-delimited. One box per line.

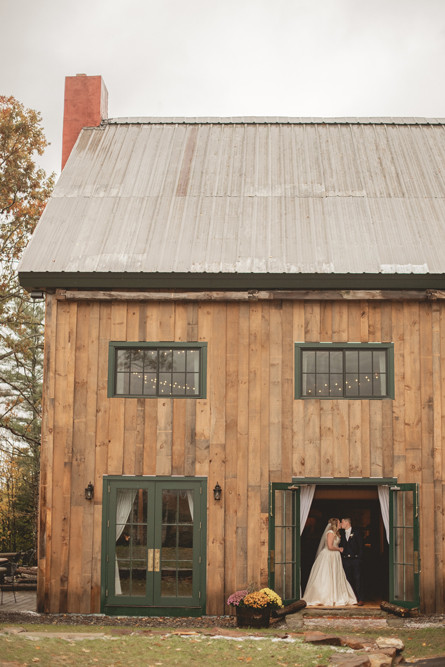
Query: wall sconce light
xmin=85 ymin=482 xmax=94 ymax=500
xmin=30 ymin=291 xmax=45 ymax=301
xmin=213 ymin=482 xmax=222 ymax=501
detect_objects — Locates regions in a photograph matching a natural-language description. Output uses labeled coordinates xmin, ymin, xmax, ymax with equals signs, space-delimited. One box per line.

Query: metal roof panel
xmin=19 ymin=118 xmax=445 ymax=287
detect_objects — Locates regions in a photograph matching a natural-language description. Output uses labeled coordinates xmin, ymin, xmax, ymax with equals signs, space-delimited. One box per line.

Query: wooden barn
xmin=18 ymin=74 xmax=445 ymax=616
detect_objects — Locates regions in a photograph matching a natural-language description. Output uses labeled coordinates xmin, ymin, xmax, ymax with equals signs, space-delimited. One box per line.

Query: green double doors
xmin=102 ymin=477 xmax=206 ymax=616
xmin=269 ymin=482 xmax=420 ymax=609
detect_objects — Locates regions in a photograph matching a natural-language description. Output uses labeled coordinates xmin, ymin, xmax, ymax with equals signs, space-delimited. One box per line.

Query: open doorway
xmin=300 ymin=485 xmax=388 ymax=604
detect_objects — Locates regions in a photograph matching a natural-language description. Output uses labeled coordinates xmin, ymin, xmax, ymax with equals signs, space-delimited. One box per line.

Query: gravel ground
xmin=0 ymin=610 xmax=443 ymax=630
xmin=0 ymin=610 xmax=238 ymax=629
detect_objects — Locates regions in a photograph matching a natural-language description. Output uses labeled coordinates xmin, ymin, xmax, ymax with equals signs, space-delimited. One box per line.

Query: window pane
xmin=178 ymin=491 xmax=193 ymax=523
xmin=316 ymin=350 xmax=329 ymax=373
xmin=359 ymin=350 xmax=372 ymax=373
xmin=186 ymin=349 xmax=200 ymax=372
xmin=159 ymin=350 xmax=173 ymax=371
xmin=186 ymin=373 xmax=199 ymax=395
xmin=173 ymin=350 xmax=186 ymax=372
xmin=177 ymin=563 xmax=193 ymax=596
xmin=178 ymin=525 xmax=193 ymax=549
xmin=162 ymin=490 xmax=178 ymax=524
xmin=161 ymin=563 xmax=177 ymax=597
xmin=115 ymin=489 xmax=146 ymax=597
xmin=359 ymin=373 xmax=372 ymax=396
xmin=159 ymin=372 xmax=172 ymax=394
xmin=132 ymin=488 xmax=148 ymax=524
xmin=172 ymin=372 xmax=186 ymax=395
xmin=393 ymin=523 xmax=415 ymax=602
xmin=330 ymin=351 xmax=343 ymax=373
xmin=373 ymin=350 xmax=387 ymax=373
xmin=316 ymin=373 xmax=329 ymax=396
xmin=302 ymin=373 xmax=315 ymax=396
xmin=330 ymin=373 xmax=343 ymax=396
xmin=116 ymin=560 xmax=131 ymax=595
xmin=131 ymin=349 xmax=144 ymax=371
xmin=396 ymin=492 xmax=414 ymax=528
xmin=144 ymin=349 xmax=158 ymax=371
xmin=117 ymin=350 xmax=131 ymax=372
xmin=345 ymin=350 xmax=358 ymax=372
xmin=345 ymin=373 xmax=359 ymax=396
xmin=302 ymin=350 xmax=315 ymax=373
xmin=144 ymin=373 xmax=157 ymax=395
xmin=116 ymin=372 xmax=129 ymax=395
xmin=129 ymin=372 xmax=143 ymax=395
xmin=373 ymin=372 xmax=386 ymax=396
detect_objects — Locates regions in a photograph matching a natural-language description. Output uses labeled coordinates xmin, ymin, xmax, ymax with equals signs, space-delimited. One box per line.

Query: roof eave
xmin=18 ymin=271 xmax=445 ymax=293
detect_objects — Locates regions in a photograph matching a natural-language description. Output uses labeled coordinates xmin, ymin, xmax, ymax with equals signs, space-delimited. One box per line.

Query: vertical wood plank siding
xmin=39 ymin=296 xmax=445 ymax=614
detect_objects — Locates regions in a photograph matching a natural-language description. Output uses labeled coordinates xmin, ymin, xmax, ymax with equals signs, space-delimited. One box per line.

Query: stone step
xmin=302 ymin=607 xmax=387 ymax=618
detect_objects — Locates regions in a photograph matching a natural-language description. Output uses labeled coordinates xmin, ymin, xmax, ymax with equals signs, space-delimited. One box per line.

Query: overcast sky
xmin=2 ymin=0 xmax=445 ymax=177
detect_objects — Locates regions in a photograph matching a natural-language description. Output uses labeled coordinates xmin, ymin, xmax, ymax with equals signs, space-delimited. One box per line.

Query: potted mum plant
xmin=227 ymin=587 xmax=283 ymax=627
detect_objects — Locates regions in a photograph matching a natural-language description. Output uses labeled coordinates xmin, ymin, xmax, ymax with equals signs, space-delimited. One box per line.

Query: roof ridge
xmin=103 ymin=116 xmax=445 ymax=126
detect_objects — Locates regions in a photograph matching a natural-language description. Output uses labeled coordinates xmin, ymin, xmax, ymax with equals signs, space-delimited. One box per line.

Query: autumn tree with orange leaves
xmin=0 ymin=96 xmax=54 ymax=552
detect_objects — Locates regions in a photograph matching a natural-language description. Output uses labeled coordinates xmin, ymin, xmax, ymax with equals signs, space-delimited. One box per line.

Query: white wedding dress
xmin=303 ymin=529 xmax=357 ymax=606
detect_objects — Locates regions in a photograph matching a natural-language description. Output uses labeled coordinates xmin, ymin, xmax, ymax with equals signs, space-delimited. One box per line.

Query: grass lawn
xmin=0 ymin=623 xmax=444 ymax=666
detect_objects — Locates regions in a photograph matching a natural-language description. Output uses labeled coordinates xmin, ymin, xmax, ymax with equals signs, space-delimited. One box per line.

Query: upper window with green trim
xmin=108 ymin=342 xmax=207 ymax=398
xmin=295 ymin=343 xmax=394 ymax=399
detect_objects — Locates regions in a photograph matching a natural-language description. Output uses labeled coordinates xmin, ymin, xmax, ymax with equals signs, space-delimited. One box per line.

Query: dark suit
xmin=339 ymin=527 xmax=364 ymax=602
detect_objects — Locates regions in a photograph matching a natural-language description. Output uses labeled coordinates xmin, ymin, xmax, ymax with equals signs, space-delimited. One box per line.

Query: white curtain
xmin=300 ymin=484 xmax=316 ymax=534
xmin=378 ymin=485 xmax=390 ymax=543
xmin=115 ymin=489 xmax=137 ymax=595
xmin=186 ymin=490 xmax=194 ymax=521
xmin=299 ymin=484 xmax=316 ymax=597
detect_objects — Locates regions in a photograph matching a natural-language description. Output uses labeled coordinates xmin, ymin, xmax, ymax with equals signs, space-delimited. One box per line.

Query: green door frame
xmin=268 ymin=477 xmax=420 ymax=609
xmin=389 ymin=483 xmax=420 ymax=609
xmin=268 ymin=483 xmax=300 ymax=605
xmin=101 ymin=476 xmax=207 ymax=617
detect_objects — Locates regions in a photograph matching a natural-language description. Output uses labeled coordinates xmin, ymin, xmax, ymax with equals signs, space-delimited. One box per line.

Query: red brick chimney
xmin=61 ymin=74 xmax=108 ymax=169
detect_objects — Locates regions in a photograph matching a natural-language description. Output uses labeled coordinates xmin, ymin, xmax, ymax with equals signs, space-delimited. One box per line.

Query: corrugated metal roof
xmin=18 ymin=117 xmax=445 ymax=289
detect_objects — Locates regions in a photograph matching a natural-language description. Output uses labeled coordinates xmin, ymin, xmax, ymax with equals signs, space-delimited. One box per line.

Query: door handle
xmin=147 ymin=548 xmax=160 ymax=572
xmin=154 ymin=549 xmax=160 ymax=572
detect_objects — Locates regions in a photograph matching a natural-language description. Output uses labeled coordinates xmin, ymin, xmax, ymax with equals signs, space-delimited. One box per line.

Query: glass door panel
xmin=269 ymin=483 xmax=300 ymax=604
xmin=389 ymin=484 xmax=420 ymax=609
xmin=155 ymin=484 xmax=198 ymax=605
xmin=114 ymin=487 xmax=149 ymax=597
xmin=159 ymin=489 xmax=194 ymax=598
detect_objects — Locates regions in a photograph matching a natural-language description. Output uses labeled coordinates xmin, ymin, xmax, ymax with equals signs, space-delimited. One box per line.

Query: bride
xmin=303 ymin=517 xmax=357 ymax=606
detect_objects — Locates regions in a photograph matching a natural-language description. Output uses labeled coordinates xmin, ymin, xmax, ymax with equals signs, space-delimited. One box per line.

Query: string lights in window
xmin=113 ymin=345 xmax=203 ymax=398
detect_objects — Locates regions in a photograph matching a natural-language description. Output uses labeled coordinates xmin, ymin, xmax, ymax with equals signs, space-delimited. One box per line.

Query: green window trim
xmin=108 ymin=342 xmax=207 ymax=399
xmin=294 ymin=342 xmax=394 ymax=400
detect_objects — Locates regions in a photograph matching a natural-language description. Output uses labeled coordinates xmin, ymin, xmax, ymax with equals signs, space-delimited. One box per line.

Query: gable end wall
xmin=38 ymin=295 xmax=444 ymax=614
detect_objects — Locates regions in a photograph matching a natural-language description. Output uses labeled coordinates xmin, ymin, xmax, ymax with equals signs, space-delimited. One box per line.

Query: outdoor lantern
xmin=30 ymin=291 xmax=45 ymax=301
xmin=85 ymin=482 xmax=94 ymax=500
xmin=213 ymin=482 xmax=222 ymax=501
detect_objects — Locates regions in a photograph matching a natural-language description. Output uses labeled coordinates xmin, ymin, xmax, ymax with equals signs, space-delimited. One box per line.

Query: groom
xmin=339 ymin=517 xmax=364 ymax=605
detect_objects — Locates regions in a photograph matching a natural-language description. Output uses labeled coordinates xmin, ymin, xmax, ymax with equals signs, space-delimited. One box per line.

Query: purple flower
xmin=227 ymin=589 xmax=249 ymax=607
